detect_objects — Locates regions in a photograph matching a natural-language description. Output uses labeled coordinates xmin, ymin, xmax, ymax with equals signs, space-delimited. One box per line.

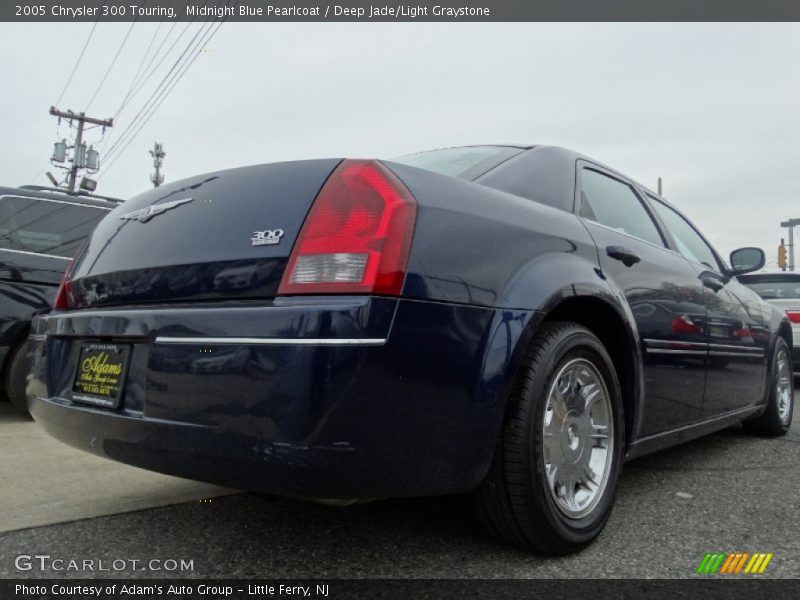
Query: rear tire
xmin=471 ymin=322 xmax=624 ymax=555
xmin=4 ymin=340 xmax=31 ymax=417
xmin=744 ymin=336 xmax=793 ymax=436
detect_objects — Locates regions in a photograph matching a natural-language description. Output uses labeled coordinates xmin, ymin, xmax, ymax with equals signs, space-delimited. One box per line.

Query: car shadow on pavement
xmin=0 ymin=401 xmax=32 ymax=422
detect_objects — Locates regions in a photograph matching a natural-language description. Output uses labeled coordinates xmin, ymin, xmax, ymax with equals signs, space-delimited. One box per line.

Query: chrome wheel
xmin=543 ymin=357 xmax=614 ymax=519
xmin=776 ymin=348 xmax=793 ymax=425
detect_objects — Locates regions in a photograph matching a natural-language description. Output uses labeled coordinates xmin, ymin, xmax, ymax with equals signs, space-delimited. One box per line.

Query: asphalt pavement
xmin=1 ymin=395 xmax=798 ymax=579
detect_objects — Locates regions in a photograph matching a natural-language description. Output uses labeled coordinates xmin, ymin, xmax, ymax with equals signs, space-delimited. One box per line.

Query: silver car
xmin=739 ymin=271 xmax=800 ymax=373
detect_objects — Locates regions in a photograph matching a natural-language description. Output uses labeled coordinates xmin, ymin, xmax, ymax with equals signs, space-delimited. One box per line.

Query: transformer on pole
xmin=47 ymin=107 xmax=112 ymax=192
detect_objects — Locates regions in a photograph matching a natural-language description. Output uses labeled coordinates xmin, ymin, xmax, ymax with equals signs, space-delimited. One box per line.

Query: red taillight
xmin=53 ymin=267 xmax=73 ymax=309
xmin=278 ymin=159 xmax=417 ymax=296
xmin=671 ymin=315 xmax=702 ymax=334
xmin=786 ymin=310 xmax=800 ymax=324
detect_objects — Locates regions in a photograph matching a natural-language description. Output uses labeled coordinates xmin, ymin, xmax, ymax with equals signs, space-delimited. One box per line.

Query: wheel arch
xmin=540 ymin=296 xmax=641 ymax=449
xmin=478 ymin=287 xmax=644 ymax=474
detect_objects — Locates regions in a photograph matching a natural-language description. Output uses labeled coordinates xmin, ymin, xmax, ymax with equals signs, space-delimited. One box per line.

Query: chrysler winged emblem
xmin=119 ymin=197 xmax=193 ymax=223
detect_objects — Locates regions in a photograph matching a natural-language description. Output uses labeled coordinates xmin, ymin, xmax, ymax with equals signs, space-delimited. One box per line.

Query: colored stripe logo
xmin=696 ymin=552 xmax=773 ymax=574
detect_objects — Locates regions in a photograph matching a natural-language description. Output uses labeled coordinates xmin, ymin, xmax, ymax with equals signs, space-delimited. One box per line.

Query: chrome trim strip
xmin=708 ymin=351 xmax=764 ymax=358
xmin=647 ymin=349 xmax=707 ymax=356
xmin=644 ymin=339 xmax=764 ymax=356
xmin=0 ymin=193 xmax=113 ymax=210
xmin=644 ymin=339 xmax=705 ymax=350
xmin=580 ymin=219 xmax=671 ymax=253
xmin=0 ymin=247 xmax=72 ymax=260
xmin=708 ymin=343 xmax=764 ymax=354
xmin=154 ymin=336 xmax=387 ymax=346
xmin=28 ymin=334 xmax=47 ymax=341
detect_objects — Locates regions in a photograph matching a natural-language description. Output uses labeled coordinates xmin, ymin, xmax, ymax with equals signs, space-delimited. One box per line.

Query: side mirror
xmin=729 ymin=247 xmax=765 ymax=275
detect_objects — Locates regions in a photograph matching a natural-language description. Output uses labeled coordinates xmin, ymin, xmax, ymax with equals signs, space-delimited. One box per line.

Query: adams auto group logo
xmin=696 ymin=551 xmax=774 ymax=574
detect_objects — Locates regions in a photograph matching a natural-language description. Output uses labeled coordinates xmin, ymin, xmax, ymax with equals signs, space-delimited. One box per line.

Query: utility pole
xmin=149 ymin=142 xmax=165 ymax=187
xmin=657 ymin=177 xmax=663 ymax=196
xmin=48 ymin=107 xmax=113 ymax=192
xmin=780 ymin=218 xmax=800 ymax=271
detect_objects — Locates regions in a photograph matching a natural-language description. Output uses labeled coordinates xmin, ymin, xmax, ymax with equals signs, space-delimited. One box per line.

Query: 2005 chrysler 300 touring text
xmin=26 ymin=145 xmax=794 ymax=554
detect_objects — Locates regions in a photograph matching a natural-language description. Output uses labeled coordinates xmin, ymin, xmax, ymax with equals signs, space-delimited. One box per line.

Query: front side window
xmin=0 ymin=196 xmax=107 ymax=257
xmin=648 ymin=197 xmax=720 ymax=270
xmin=579 ymin=168 xmax=665 ymax=247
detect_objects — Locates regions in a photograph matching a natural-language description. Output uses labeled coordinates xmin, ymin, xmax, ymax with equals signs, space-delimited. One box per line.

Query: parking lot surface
xmin=0 ymin=395 xmax=798 ymax=579
xmin=0 ymin=404 xmax=232 ymax=533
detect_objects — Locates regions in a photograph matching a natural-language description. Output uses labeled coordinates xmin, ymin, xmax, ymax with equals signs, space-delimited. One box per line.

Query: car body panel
xmin=26 ymin=146 xmax=788 ymax=498
xmin=67 ymin=160 xmax=340 ymax=308
xmin=28 ymin=297 xmax=532 ymax=497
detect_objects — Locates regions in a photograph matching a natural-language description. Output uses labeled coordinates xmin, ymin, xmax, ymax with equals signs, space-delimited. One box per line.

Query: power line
xmin=101 ymin=20 xmax=214 ymax=163
xmin=99 ymin=17 xmax=192 ymax=155
xmin=98 ymin=11 xmax=232 ymax=179
xmin=119 ymin=17 xmax=188 ymax=115
xmin=33 ymin=18 xmax=102 ymax=183
xmin=115 ymin=1 xmax=176 ymax=116
xmin=125 ymin=21 xmax=165 ymax=104
xmin=54 ymin=21 xmax=99 ymax=107
xmin=99 ymin=23 xmax=219 ymax=177
xmin=84 ymin=21 xmax=138 ymax=111
xmin=103 ymin=20 xmax=210 ymax=159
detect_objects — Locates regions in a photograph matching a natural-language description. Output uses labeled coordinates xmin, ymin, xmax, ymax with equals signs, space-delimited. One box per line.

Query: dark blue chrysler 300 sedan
xmin=26 ymin=146 xmax=794 ymax=554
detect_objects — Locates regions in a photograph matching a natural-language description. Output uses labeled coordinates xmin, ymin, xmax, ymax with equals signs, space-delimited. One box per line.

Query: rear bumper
xmin=27 ymin=297 xmax=535 ymax=498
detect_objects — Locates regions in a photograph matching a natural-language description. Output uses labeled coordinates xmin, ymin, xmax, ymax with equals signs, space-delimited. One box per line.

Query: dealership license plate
xmin=71 ymin=343 xmax=131 ymax=409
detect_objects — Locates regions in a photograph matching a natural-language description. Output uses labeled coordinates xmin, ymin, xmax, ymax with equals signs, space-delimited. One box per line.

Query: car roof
xmin=0 ymin=185 xmax=122 ymax=209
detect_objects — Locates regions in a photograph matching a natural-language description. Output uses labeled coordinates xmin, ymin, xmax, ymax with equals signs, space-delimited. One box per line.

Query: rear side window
xmin=579 ymin=168 xmax=665 ymax=247
xmin=0 ymin=196 xmax=108 ymax=258
xmin=392 ymin=146 xmax=523 ymax=180
xmin=648 ymin=198 xmax=720 ymax=270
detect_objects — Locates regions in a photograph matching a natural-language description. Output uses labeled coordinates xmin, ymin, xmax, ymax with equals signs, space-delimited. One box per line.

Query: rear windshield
xmin=392 ymin=146 xmax=523 ymax=180
xmin=739 ymin=277 xmax=800 ymax=300
xmin=0 ymin=195 xmax=109 ymax=258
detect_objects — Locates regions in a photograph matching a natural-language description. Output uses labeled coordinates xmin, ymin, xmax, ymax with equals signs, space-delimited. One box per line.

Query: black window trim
xmin=574 ymin=161 xmax=670 ymax=251
xmin=640 ymin=191 xmax=727 ymax=275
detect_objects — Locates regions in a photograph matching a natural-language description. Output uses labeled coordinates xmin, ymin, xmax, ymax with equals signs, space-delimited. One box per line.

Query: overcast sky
xmin=1 ymin=23 xmax=799 ymax=264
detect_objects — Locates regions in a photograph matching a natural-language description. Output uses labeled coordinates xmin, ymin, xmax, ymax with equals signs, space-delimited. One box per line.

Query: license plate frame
xmin=71 ymin=343 xmax=131 ymax=409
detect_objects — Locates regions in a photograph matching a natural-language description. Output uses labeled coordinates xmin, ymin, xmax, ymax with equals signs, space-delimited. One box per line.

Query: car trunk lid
xmin=67 ymin=159 xmax=341 ymax=308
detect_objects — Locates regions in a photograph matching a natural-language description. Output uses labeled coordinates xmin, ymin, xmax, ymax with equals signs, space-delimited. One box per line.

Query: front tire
xmin=744 ymin=336 xmax=793 ymax=436
xmin=472 ymin=322 xmax=624 ymax=555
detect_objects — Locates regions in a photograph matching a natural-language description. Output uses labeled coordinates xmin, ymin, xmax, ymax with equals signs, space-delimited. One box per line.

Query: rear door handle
xmin=606 ymin=245 xmax=641 ymax=267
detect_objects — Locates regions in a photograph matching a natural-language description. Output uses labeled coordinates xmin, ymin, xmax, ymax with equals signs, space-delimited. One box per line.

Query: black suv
xmin=0 ymin=185 xmax=118 ymax=414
